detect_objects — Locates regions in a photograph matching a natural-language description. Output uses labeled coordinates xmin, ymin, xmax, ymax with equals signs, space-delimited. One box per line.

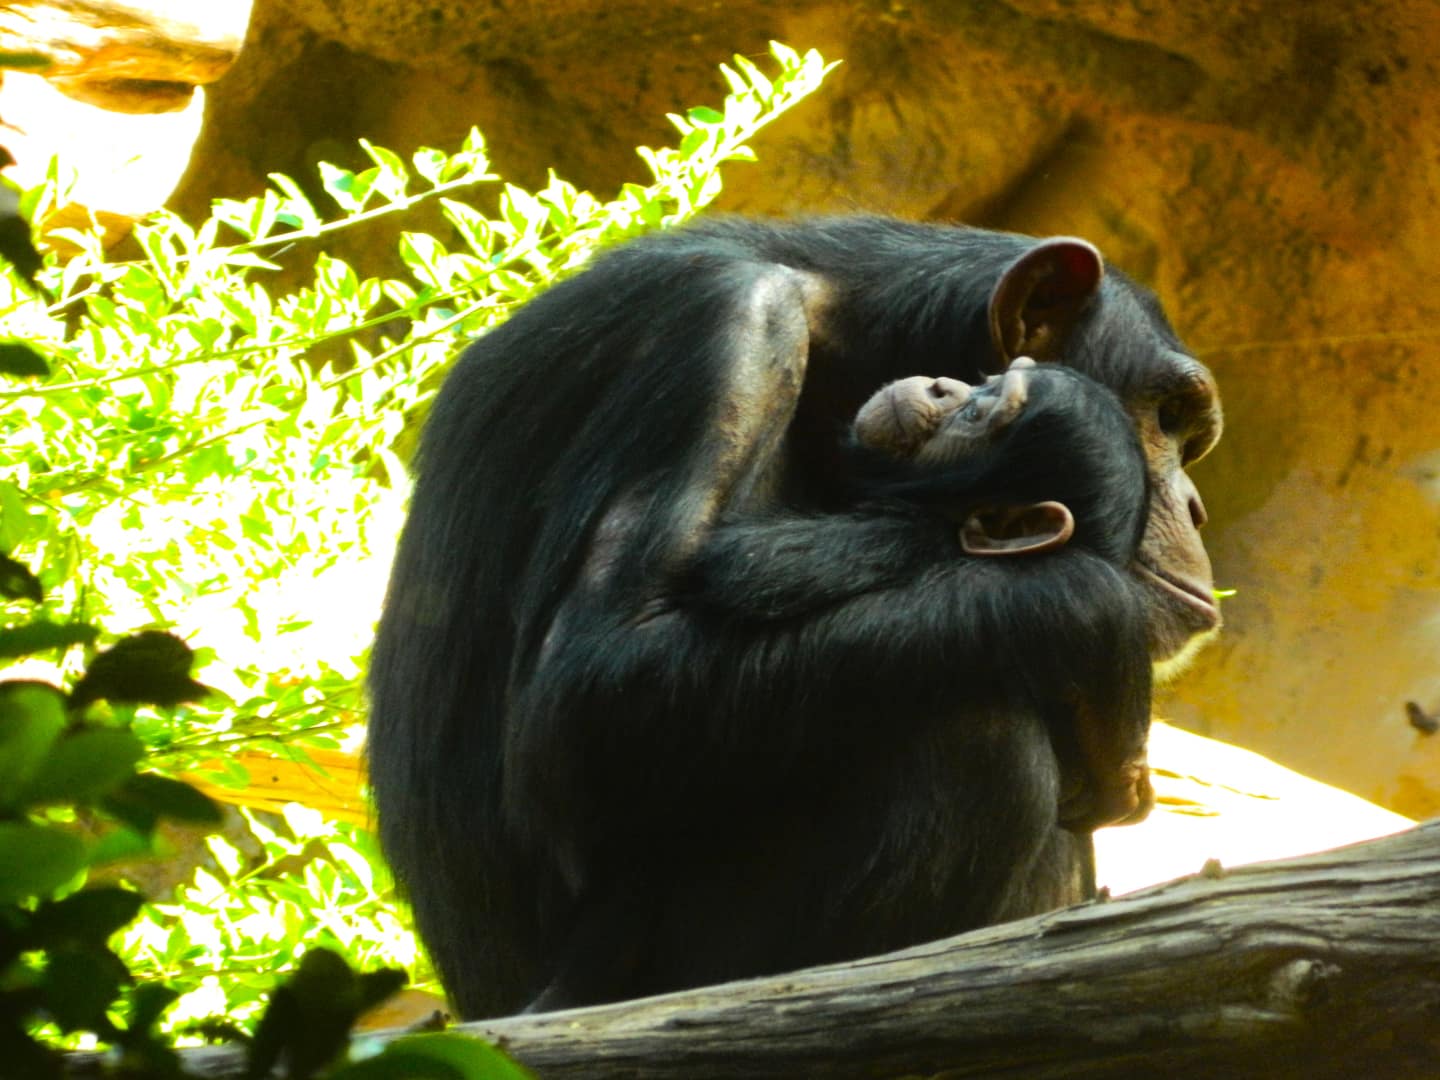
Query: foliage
xmin=0 ymin=672 xmax=512 ymax=1077
xmin=119 ymin=807 xmax=423 ymax=1028
xmin=0 ymin=40 xmax=835 ymax=1075
xmin=0 ymin=607 xmax=224 ymax=1078
xmin=0 ymin=44 xmax=832 ymax=790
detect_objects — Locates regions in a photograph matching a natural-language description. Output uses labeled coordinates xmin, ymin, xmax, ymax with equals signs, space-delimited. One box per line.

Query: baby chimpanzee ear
xmin=959 ymin=501 xmax=1075 ymax=556
xmin=987 ymin=238 xmax=1104 ymax=369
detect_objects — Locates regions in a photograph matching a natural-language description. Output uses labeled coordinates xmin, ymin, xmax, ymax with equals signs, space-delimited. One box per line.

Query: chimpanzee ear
xmin=987 ymin=238 xmax=1104 ymax=368
xmin=959 ymin=501 xmax=1075 ymax=557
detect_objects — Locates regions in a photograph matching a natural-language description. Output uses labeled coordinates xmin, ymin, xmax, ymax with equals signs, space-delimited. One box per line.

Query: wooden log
xmin=457 ymin=820 xmax=1440 ymax=1078
xmin=64 ymin=819 xmax=1440 ymax=1078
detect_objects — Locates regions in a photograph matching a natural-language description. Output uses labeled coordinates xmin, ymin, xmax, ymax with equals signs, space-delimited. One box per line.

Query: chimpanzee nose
xmin=1189 ymin=492 xmax=1208 ymax=529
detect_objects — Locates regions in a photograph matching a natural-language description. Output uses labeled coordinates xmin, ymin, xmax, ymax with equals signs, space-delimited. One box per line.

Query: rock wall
xmin=0 ymin=1 xmax=250 ymax=232
xmin=171 ymin=0 xmax=1440 ymax=817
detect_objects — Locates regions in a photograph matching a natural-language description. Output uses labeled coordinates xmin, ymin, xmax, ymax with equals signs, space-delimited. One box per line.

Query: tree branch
xmin=71 ymin=819 xmax=1439 ymax=1078
xmin=461 ymin=820 xmax=1440 ymax=1078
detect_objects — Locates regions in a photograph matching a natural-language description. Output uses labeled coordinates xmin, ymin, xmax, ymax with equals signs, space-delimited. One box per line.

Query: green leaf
xmin=319 ymin=161 xmax=363 ymax=211
xmin=412 ymin=147 xmax=448 ymax=185
xmin=499 ymin=185 xmax=545 ymax=232
xmin=733 ymin=54 xmax=774 ymax=98
xmin=316 ymin=252 xmax=360 ymax=299
xmin=21 ymin=728 xmax=145 ymax=804
xmin=126 ymin=981 xmax=181 ymax=1035
xmin=769 ymin=40 xmax=800 ymax=67
xmin=41 ymin=943 xmax=131 ymax=1032
xmin=213 ymin=196 xmax=260 ymax=239
xmin=439 ymin=198 xmax=494 ymax=258
xmin=0 ymin=552 xmax=43 ymax=603
xmin=0 ymin=341 xmax=49 ymax=377
xmin=360 ymin=138 xmax=411 ymax=201
xmin=249 ymin=188 xmax=282 ymax=240
xmin=249 ymin=948 xmax=400 ymax=1080
xmin=328 ymin=841 xmax=374 ymax=892
xmin=206 ymin=833 xmax=243 ymax=876
xmin=0 ymin=188 xmax=44 ymax=287
xmin=399 ymin=232 xmax=447 ymax=288
xmin=347 ymin=166 xmax=380 ymax=210
xmin=0 ymin=620 xmax=99 ymax=661
xmin=461 ymin=127 xmax=487 ymax=156
xmin=334 ymin=1034 xmax=536 ymax=1080
xmin=718 ymin=61 xmax=749 ymax=97
xmin=329 ymin=1053 xmax=462 ymax=1080
xmin=687 ymin=105 xmax=724 ymax=126
xmin=87 ymin=825 xmax=155 ymax=865
xmin=0 ymin=681 xmax=65 ymax=810
xmin=0 ymin=480 xmax=43 ymax=555
xmin=679 ymin=128 xmax=710 ymax=157
xmin=0 ymin=822 xmax=87 ymax=901
xmin=181 ymin=442 xmax=237 ymax=485
xmin=101 ymin=772 xmax=222 ymax=833
xmin=30 ymin=886 xmax=146 ymax=946
xmin=70 ymin=630 xmax=209 ymax=708
xmin=188 ymin=316 xmax=226 ymax=349
xmin=269 ymin=172 xmax=322 ymax=232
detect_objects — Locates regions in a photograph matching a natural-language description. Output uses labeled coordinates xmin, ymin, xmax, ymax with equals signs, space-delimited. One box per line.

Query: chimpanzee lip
xmin=1135 ymin=562 xmax=1221 ymax=627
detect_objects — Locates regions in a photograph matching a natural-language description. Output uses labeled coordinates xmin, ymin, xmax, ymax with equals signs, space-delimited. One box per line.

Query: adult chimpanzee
xmin=367 ymin=216 xmax=1223 ymax=1018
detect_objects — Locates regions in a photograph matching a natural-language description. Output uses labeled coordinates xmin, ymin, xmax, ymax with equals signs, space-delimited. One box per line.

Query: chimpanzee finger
xmin=985 ymin=362 xmax=1032 ymax=430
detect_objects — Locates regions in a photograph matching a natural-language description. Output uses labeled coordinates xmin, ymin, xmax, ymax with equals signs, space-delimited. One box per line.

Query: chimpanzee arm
xmin=508 ymin=526 xmax=1151 ymax=873
xmin=683 ymin=507 xmax=1154 ymax=831
xmin=676 ymin=504 xmax=958 ymax=618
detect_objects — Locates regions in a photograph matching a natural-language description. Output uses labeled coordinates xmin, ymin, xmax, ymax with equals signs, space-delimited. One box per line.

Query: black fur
xmin=368 ymin=217 xmax=1184 ymax=1017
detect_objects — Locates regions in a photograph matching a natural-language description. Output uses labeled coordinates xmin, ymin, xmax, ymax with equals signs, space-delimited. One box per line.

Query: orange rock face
xmin=0 ymin=0 xmax=251 ymax=113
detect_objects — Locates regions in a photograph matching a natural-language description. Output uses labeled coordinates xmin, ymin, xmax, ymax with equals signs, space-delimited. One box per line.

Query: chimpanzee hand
xmin=853 ymin=356 xmax=1038 ymax=462
xmin=1058 ymin=752 xmax=1156 ymax=833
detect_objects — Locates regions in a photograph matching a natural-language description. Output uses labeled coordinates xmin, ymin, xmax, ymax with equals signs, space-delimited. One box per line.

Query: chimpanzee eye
xmin=1157 ymin=399 xmax=1187 ymax=436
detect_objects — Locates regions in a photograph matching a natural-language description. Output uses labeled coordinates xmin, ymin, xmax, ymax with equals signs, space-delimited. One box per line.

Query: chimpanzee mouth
xmin=1134 ymin=563 xmax=1221 ymax=628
